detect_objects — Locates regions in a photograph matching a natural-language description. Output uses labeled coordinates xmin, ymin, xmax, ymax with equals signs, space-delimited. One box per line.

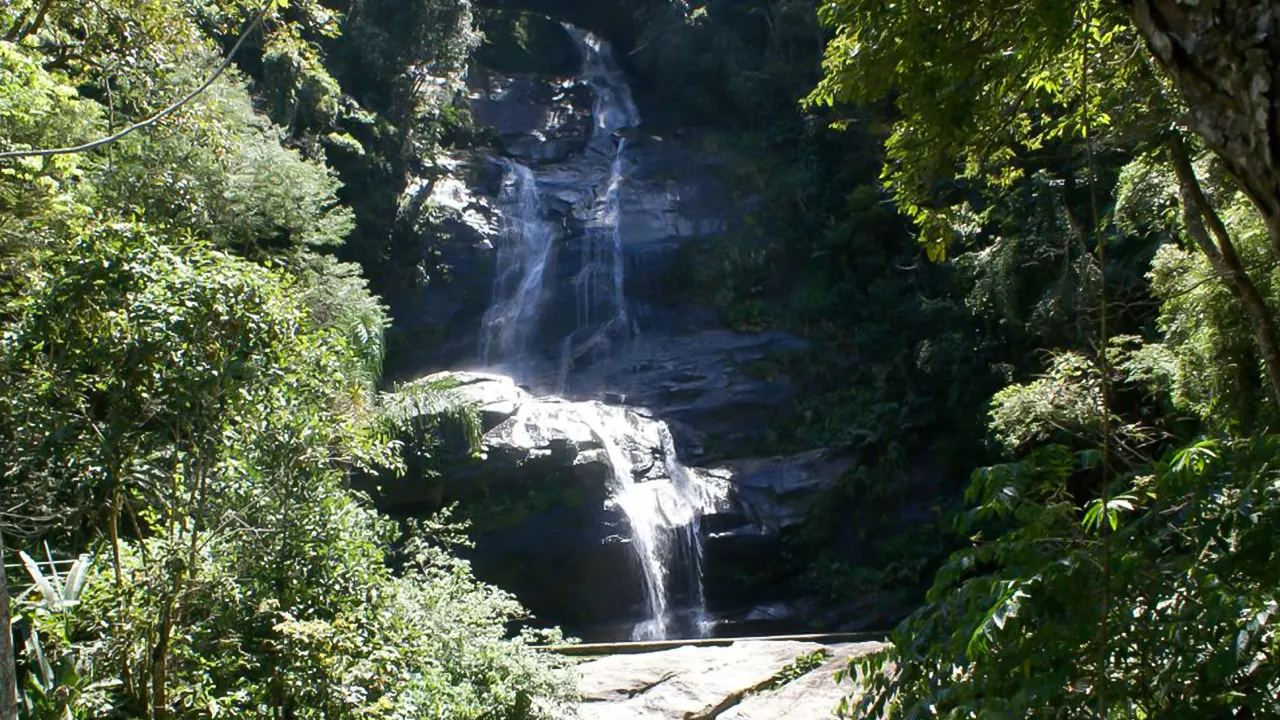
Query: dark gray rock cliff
xmin=375 ymin=17 xmax=850 ymax=641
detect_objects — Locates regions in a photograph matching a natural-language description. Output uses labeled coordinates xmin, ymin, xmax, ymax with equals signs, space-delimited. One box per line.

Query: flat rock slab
xmin=568 ymin=640 xmax=887 ymax=720
xmin=719 ymin=642 xmax=887 ymax=720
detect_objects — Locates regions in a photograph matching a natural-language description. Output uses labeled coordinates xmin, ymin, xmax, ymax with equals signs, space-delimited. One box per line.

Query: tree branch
xmin=4 ymin=0 xmax=55 ymax=43
xmin=0 ymin=3 xmax=271 ymax=161
xmin=1170 ymin=136 xmax=1280 ymax=406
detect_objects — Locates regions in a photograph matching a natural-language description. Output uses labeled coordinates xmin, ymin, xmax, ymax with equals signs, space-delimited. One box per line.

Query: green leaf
xmin=19 ymin=551 xmax=59 ymax=606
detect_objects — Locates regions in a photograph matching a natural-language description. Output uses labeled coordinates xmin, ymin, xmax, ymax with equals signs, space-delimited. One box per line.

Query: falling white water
xmin=574 ymin=142 xmax=630 ymax=333
xmin=482 ymin=27 xmax=639 ymax=386
xmin=559 ymin=27 xmax=639 ymax=383
xmin=559 ymin=30 xmax=708 ymax=641
xmin=481 ymin=160 xmax=556 ymax=368
xmin=568 ymin=26 xmax=641 ymax=147
xmin=578 ymin=403 xmax=706 ymax=640
xmin=476 ymin=25 xmax=707 ymax=641
xmin=658 ymin=424 xmax=709 ymax=634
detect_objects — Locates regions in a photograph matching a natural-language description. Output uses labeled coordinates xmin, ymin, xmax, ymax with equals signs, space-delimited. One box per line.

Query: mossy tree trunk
xmin=1129 ymin=0 xmax=1280 ymax=254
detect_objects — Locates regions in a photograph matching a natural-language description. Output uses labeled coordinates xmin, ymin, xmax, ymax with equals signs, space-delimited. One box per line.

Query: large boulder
xmin=718 ymin=641 xmax=889 ymax=720
xmin=694 ymin=450 xmax=853 ymax=622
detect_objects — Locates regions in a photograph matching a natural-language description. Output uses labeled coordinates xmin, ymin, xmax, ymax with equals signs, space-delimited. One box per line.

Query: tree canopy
xmin=809 ymin=0 xmax=1280 ymax=715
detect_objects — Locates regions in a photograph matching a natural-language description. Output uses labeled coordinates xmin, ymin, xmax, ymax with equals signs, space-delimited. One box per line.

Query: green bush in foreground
xmin=2 ymin=227 xmax=573 ymax=719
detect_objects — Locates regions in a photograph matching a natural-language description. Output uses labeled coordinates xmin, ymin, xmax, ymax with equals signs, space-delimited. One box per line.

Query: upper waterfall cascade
xmin=477 ymin=26 xmax=707 ymax=641
xmin=559 ymin=26 xmax=640 ymax=387
xmin=481 ymin=159 xmax=555 ymax=367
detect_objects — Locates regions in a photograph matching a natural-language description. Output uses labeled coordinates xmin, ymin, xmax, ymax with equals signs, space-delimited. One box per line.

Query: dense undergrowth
xmin=0 ymin=1 xmax=572 ymax=717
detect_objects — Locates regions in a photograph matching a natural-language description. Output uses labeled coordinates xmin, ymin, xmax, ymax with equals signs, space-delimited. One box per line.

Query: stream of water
xmin=558 ymin=26 xmax=640 ymax=385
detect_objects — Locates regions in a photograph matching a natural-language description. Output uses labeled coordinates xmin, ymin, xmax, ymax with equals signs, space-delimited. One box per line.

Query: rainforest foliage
xmin=0 ymin=1 xmax=571 ymax=718
xmin=803 ymin=0 xmax=1280 ymax=715
xmin=3 ymin=0 xmax=1280 ymax=716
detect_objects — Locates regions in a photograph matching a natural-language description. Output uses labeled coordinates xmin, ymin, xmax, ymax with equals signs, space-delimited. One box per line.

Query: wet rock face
xmin=460 ymin=42 xmax=801 ymax=443
xmin=471 ymin=72 xmax=595 ymax=165
xmin=562 ymin=326 xmax=808 ymax=456
xmin=726 ymin=450 xmax=856 ymax=531
xmin=373 ymin=372 xmax=854 ymax=639
xmin=392 ymin=26 xmax=803 ymax=443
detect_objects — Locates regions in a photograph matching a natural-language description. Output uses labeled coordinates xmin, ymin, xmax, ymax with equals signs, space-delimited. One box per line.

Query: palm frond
xmin=380 ymin=376 xmax=482 ymax=456
xmin=62 ymin=553 xmax=92 ymax=603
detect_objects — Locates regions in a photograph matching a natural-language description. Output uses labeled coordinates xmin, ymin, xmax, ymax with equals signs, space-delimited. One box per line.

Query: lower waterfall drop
xmin=578 ymin=404 xmax=707 ymax=640
xmin=658 ymin=423 xmax=710 ymax=637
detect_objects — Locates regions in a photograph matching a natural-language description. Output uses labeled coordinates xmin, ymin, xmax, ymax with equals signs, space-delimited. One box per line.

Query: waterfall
xmin=658 ymin=424 xmax=709 ymax=636
xmin=574 ymin=141 xmax=629 ymax=334
xmin=579 ymin=404 xmax=706 ymax=640
xmin=481 ymin=160 xmax=555 ymax=369
xmin=552 ymin=29 xmax=707 ymax=639
xmin=476 ymin=25 xmax=707 ymax=640
xmin=481 ymin=27 xmax=638 ymax=384
xmin=560 ymin=27 xmax=639 ymax=383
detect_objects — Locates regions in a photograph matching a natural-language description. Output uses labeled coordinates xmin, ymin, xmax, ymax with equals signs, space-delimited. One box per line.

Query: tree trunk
xmin=1170 ymin=137 xmax=1280 ymax=406
xmin=0 ymin=529 xmax=19 ymax=720
xmin=151 ymin=596 xmax=173 ymax=720
xmin=1128 ymin=0 xmax=1280 ymax=256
